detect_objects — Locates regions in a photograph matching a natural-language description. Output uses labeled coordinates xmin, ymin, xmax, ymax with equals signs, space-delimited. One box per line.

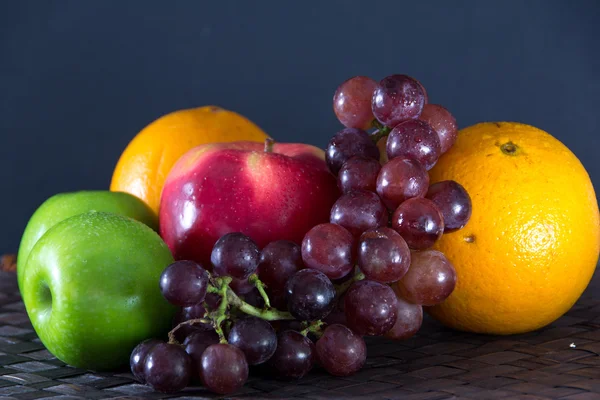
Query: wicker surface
xmin=2 ymin=268 xmax=600 ymax=400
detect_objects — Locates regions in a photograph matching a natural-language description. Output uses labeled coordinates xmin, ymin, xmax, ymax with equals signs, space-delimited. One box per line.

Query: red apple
xmin=159 ymin=140 xmax=340 ymax=267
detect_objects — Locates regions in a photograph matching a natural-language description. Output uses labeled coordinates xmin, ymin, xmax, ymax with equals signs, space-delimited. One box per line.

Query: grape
xmin=376 ymin=156 xmax=429 ymax=210
xmin=211 ymin=232 xmax=260 ymax=279
xmin=144 ymin=342 xmax=192 ymax=393
xmin=426 ymin=180 xmax=472 ymax=232
xmin=257 ymin=240 xmax=303 ymax=294
xmin=326 ymin=128 xmax=380 ymax=175
xmin=285 ymin=269 xmax=335 ymax=321
xmin=130 ymin=339 xmax=161 ymax=383
xmin=338 ymin=156 xmax=381 ymax=193
xmin=385 ymin=287 xmax=423 ymax=340
xmin=392 ymin=197 xmax=444 ymax=250
xmin=228 ymin=317 xmax=277 ymax=365
xmin=371 ymin=74 xmax=426 ymax=128
xmin=357 ymin=227 xmax=411 ymax=283
xmin=184 ymin=330 xmax=219 ymax=375
xmin=159 ymin=260 xmax=209 ymax=307
xmin=316 ymin=324 xmax=366 ymax=376
xmin=333 ymin=76 xmax=378 ymax=129
xmin=396 ymin=250 xmax=457 ymax=306
xmin=344 ymin=280 xmax=398 ymax=335
xmin=200 ymin=343 xmax=249 ymax=395
xmin=386 ymin=119 xmax=441 ymax=170
xmin=419 ymin=104 xmax=458 ymax=153
xmin=268 ymin=330 xmax=315 ymax=379
xmin=330 ymin=190 xmax=388 ymax=237
xmin=301 ymin=223 xmax=355 ymax=280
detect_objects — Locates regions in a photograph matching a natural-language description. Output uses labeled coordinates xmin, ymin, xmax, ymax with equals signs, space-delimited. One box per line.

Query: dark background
xmin=1 ymin=1 xmax=598 ymax=255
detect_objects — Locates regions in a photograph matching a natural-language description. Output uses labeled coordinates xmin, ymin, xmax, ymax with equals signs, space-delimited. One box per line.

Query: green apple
xmin=21 ymin=211 xmax=175 ymax=370
xmin=17 ymin=190 xmax=158 ymax=290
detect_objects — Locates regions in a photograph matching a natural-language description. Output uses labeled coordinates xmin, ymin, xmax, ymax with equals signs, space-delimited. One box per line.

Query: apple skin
xmin=159 ymin=141 xmax=340 ymax=267
xmin=17 ymin=191 xmax=158 ymax=290
xmin=21 ymin=211 xmax=176 ymax=370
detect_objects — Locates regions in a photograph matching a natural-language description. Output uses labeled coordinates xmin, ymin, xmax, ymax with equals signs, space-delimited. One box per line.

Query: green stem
xmin=370 ymin=125 xmax=391 ymax=144
xmin=335 ymin=270 xmax=365 ymax=297
xmin=248 ymin=273 xmax=271 ymax=309
xmin=212 ymin=279 xmax=231 ymax=343
xmin=227 ymin=287 xmax=294 ymax=321
xmin=300 ymin=320 xmax=325 ymax=338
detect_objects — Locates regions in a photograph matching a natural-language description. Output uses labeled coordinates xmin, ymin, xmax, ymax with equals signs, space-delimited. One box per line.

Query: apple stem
xmin=167 ymin=318 xmax=212 ymax=345
xmin=335 ymin=269 xmax=365 ymax=298
xmin=248 ymin=273 xmax=271 ymax=309
xmin=264 ymin=138 xmax=275 ymax=153
xmin=300 ymin=320 xmax=325 ymax=338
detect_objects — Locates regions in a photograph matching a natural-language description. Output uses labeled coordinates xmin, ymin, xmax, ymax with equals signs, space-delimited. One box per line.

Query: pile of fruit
xmin=16 ymin=71 xmax=600 ymax=396
xmin=128 ymin=73 xmax=472 ymax=394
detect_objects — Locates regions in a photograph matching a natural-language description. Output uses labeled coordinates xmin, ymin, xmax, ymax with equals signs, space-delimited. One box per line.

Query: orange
xmin=427 ymin=122 xmax=600 ymax=335
xmin=110 ymin=106 xmax=269 ymax=214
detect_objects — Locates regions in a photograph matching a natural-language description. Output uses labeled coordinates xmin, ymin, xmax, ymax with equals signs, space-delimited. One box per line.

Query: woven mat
xmin=2 ymin=267 xmax=600 ymax=400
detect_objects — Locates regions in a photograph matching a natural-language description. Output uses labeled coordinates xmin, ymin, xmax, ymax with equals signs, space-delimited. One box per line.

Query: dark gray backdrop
xmin=1 ymin=1 xmax=599 ymax=255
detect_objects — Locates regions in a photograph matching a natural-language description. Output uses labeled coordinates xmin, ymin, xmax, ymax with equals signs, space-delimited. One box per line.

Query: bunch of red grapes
xmin=129 ymin=74 xmax=472 ymax=395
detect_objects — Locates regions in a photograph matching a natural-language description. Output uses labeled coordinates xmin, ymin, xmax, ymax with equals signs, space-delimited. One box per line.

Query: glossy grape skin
xmin=269 ymin=330 xmax=315 ymax=379
xmin=326 ymin=128 xmax=380 ymax=175
xmin=200 ymin=343 xmax=249 ymax=395
xmin=184 ymin=330 xmax=219 ymax=376
xmin=357 ymin=227 xmax=411 ymax=283
xmin=385 ymin=287 xmax=423 ymax=340
xmin=316 ymin=324 xmax=367 ymax=376
xmin=285 ymin=269 xmax=335 ymax=321
xmin=386 ymin=119 xmax=441 ymax=171
xmin=333 ymin=76 xmax=378 ymax=130
xmin=338 ymin=156 xmax=382 ymax=193
xmin=330 ymin=190 xmax=388 ymax=237
xmin=426 ymin=180 xmax=472 ymax=232
xmin=419 ymin=104 xmax=458 ymax=153
xmin=257 ymin=240 xmax=304 ymax=295
xmin=301 ymin=223 xmax=355 ymax=280
xmin=211 ymin=232 xmax=260 ymax=279
xmin=344 ymin=280 xmax=398 ymax=336
xmin=144 ymin=343 xmax=192 ymax=393
xmin=392 ymin=197 xmax=444 ymax=250
xmin=159 ymin=260 xmax=209 ymax=307
xmin=371 ymin=74 xmax=426 ymax=128
xmin=172 ymin=303 xmax=211 ymax=342
xmin=396 ymin=250 xmax=457 ymax=306
xmin=376 ymin=156 xmax=429 ymax=210
xmin=130 ymin=339 xmax=161 ymax=383
xmin=228 ymin=317 xmax=277 ymax=365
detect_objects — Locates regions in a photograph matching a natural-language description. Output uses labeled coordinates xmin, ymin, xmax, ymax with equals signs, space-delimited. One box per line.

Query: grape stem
xmin=212 ymin=277 xmax=232 ymax=344
xmin=167 ymin=318 xmax=212 ymax=345
xmin=335 ymin=270 xmax=365 ymax=297
xmin=248 ymin=273 xmax=271 ymax=309
xmin=370 ymin=119 xmax=391 ymax=143
xmin=226 ymin=286 xmax=294 ymax=321
xmin=301 ymin=320 xmax=325 ymax=338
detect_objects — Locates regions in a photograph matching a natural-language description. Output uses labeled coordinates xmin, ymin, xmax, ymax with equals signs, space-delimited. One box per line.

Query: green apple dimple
xmin=22 ymin=211 xmax=175 ymax=371
xmin=17 ymin=190 xmax=158 ymax=292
